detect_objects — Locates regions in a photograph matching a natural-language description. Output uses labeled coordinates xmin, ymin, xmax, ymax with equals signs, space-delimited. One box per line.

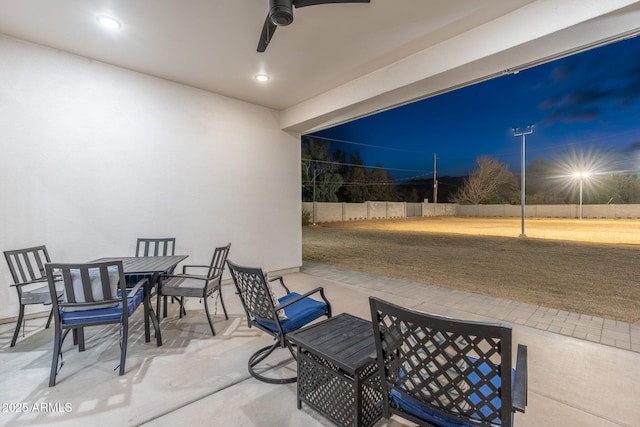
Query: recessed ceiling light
xmin=97 ymin=15 xmax=122 ymax=30
xmin=255 ymin=74 xmax=270 ymax=82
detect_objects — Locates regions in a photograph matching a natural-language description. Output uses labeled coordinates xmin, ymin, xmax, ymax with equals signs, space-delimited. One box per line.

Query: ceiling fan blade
xmin=257 ymin=15 xmax=278 ymax=52
xmin=257 ymin=0 xmax=369 ymax=52
xmin=293 ymin=0 xmax=370 ymax=8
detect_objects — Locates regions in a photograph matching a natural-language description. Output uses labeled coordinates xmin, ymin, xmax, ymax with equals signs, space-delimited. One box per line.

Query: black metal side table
xmin=288 ymin=313 xmax=382 ymax=427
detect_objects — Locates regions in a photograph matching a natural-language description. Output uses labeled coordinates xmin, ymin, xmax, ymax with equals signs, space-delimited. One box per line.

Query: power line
xmin=301 ymin=158 xmax=428 ymax=173
xmin=302 ymin=181 xmax=400 ymax=186
xmin=307 ymin=135 xmax=430 ymax=154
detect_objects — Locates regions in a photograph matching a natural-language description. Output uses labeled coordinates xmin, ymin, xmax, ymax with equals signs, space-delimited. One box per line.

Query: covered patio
xmin=2 ymin=1 xmax=640 ymax=426
xmin=2 ymin=263 xmax=638 ymax=426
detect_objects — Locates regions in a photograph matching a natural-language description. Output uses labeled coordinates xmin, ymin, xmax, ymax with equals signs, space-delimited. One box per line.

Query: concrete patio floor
xmin=1 ymin=262 xmax=638 ymax=427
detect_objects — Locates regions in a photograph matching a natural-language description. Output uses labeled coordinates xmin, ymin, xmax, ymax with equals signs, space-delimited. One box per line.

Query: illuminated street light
xmin=574 ymin=171 xmax=590 ymax=219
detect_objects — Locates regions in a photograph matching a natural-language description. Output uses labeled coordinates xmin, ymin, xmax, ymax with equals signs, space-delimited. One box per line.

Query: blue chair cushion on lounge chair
xmin=389 ymin=359 xmax=516 ymax=427
xmin=255 ymin=292 xmax=328 ymax=334
xmin=61 ymin=288 xmax=145 ymax=326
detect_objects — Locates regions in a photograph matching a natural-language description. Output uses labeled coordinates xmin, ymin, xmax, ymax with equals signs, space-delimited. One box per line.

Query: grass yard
xmin=302 ymin=217 xmax=640 ymax=324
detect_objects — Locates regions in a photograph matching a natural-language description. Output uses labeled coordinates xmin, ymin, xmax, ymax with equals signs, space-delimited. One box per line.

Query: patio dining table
xmin=91 ymin=255 xmax=188 ymax=346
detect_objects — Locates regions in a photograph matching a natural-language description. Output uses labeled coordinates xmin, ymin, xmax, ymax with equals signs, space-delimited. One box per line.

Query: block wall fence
xmin=302 ymin=202 xmax=640 ymax=222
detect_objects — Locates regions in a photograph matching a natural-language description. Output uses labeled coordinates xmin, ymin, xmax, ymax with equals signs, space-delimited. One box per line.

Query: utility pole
xmin=512 ymin=125 xmax=534 ymax=238
xmin=312 ymin=167 xmax=317 ymax=226
xmin=433 ymin=153 xmax=438 ymax=204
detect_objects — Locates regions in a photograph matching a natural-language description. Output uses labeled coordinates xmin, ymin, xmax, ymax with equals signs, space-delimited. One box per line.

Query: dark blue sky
xmin=310 ymin=35 xmax=640 ymax=180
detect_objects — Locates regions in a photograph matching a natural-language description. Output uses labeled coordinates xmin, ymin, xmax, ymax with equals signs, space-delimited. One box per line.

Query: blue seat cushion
xmin=390 ymin=359 xmax=516 ymax=427
xmin=61 ymin=288 xmax=145 ymax=326
xmin=255 ymin=292 xmax=328 ymax=334
xmin=126 ymin=273 xmax=154 ymax=285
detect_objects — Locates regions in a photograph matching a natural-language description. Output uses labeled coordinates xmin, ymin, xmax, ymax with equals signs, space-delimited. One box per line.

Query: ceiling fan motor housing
xmin=269 ymin=0 xmax=294 ymax=26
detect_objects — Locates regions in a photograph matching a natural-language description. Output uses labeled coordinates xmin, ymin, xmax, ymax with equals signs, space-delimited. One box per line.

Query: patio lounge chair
xmin=45 ymin=260 xmax=147 ymax=387
xmin=369 ymin=297 xmax=528 ymax=427
xmin=227 ymin=260 xmax=332 ymax=384
xmin=4 ymin=245 xmax=63 ymax=347
xmin=159 ymin=243 xmax=231 ymax=335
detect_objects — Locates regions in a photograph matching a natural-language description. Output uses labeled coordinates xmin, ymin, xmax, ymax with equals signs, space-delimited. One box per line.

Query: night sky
xmin=310 ymin=35 xmax=640 ymax=181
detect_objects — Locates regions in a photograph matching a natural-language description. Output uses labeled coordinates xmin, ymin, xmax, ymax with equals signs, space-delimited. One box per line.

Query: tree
xmin=589 ymin=174 xmax=640 ymax=204
xmin=301 ymin=137 xmax=343 ymax=202
xmin=342 ymin=151 xmax=370 ymax=202
xmin=450 ymin=156 xmax=517 ymax=204
xmin=369 ymin=166 xmax=399 ymax=201
xmin=301 ymin=140 xmax=402 ymax=202
xmin=331 ymin=149 xmax=351 ymax=201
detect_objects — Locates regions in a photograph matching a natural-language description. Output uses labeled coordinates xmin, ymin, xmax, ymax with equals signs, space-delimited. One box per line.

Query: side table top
xmin=288 ymin=313 xmax=376 ymax=375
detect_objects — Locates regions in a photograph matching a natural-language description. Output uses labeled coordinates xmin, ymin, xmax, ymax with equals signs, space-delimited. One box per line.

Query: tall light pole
xmin=312 ymin=167 xmax=317 ymax=226
xmin=574 ymin=171 xmax=590 ymax=219
xmin=512 ymin=125 xmax=534 ymax=238
xmin=433 ymin=153 xmax=438 ymax=204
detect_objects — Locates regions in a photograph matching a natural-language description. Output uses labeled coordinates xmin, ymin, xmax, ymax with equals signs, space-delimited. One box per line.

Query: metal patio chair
xmin=45 ymin=260 xmax=148 ymax=386
xmin=4 ymin=245 xmax=63 ymax=347
xmin=227 ymin=259 xmax=332 ymax=384
xmin=136 ymin=237 xmax=176 ymax=258
xmin=134 ymin=237 xmax=178 ymax=317
xmin=370 ymin=297 xmax=528 ymax=427
xmin=159 ymin=243 xmax=231 ymax=336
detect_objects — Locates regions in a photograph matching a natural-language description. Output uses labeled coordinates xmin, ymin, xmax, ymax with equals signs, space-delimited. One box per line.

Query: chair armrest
xmin=10 ymin=277 xmax=48 ymax=287
xmin=276 ymin=287 xmax=330 ymax=313
xmin=512 ymin=344 xmax=528 ymax=413
xmin=161 ymin=273 xmax=210 ymax=282
xmin=268 ymin=275 xmax=291 ymax=294
xmin=182 ymin=264 xmax=210 ymax=274
xmin=126 ymin=278 xmax=147 ymax=298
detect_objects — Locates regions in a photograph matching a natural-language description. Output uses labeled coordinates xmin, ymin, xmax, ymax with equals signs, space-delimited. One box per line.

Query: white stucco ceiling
xmin=1 ymin=0 xmax=639 ymax=133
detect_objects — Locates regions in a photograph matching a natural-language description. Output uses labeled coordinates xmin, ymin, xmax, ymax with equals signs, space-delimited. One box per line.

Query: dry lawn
xmin=302 ymin=217 xmax=640 ymax=324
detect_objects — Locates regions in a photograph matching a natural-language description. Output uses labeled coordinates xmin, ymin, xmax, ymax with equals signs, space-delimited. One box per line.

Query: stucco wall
xmin=0 ymin=36 xmax=301 ymax=321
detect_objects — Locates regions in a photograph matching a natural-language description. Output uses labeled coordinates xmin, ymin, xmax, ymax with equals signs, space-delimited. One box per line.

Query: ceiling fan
xmin=257 ymin=0 xmax=371 ymax=52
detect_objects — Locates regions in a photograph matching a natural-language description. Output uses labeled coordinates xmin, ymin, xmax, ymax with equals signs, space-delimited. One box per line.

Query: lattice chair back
xmin=227 ymin=259 xmax=332 ymax=384
xmin=226 ymin=261 xmax=278 ymax=324
xmin=136 ymin=238 xmax=176 ymax=257
xmin=370 ymin=297 xmax=527 ymax=427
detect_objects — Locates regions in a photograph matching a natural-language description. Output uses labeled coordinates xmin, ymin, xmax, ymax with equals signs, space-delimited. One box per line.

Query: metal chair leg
xmin=73 ymin=328 xmax=85 ymax=352
xmin=218 ymin=286 xmax=229 ymax=320
xmin=178 ymin=297 xmax=185 ymax=318
xmin=49 ymin=325 xmax=62 ymax=387
xmin=247 ymin=342 xmax=297 ymax=384
xmin=203 ymin=294 xmax=216 ymax=336
xmin=10 ymin=304 xmax=25 ymax=347
xmin=45 ymin=307 xmax=54 ymax=328
xmin=119 ymin=323 xmax=127 ymax=376
xmin=163 ymin=295 xmax=168 ymax=318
